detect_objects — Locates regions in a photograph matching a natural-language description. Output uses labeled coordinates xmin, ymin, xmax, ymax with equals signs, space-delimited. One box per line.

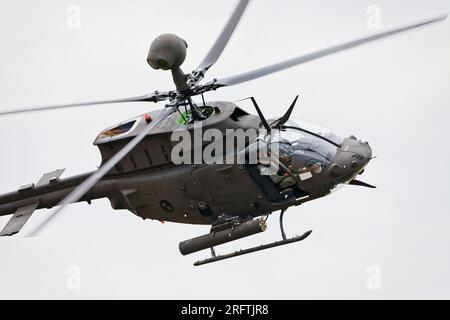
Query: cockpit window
xmin=271 ymin=127 xmax=339 ymax=171
xmin=98 ymin=120 xmax=136 ymax=139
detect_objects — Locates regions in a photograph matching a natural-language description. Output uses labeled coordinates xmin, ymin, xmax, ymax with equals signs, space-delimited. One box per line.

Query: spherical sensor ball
xmin=147 ymin=34 xmax=188 ymax=70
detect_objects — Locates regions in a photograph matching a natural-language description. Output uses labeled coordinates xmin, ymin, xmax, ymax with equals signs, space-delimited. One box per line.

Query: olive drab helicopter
xmin=0 ymin=0 xmax=446 ymax=266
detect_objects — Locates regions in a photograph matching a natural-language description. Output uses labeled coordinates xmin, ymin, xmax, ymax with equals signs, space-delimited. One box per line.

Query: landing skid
xmin=194 ymin=231 xmax=312 ymax=266
xmin=193 ymin=209 xmax=312 ymax=266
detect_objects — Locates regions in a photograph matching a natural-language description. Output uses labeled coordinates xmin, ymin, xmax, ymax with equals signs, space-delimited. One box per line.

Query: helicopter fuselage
xmin=0 ymin=101 xmax=372 ymax=228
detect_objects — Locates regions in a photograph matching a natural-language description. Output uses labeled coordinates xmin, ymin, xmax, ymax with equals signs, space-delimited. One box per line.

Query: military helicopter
xmin=0 ymin=0 xmax=446 ymax=266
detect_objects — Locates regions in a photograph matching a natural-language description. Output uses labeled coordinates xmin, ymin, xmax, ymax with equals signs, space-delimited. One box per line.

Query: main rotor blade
xmin=0 ymin=93 xmax=169 ymax=116
xmin=196 ymin=0 xmax=250 ymax=73
xmin=27 ymin=105 xmax=177 ymax=236
xmin=215 ymin=14 xmax=447 ymax=87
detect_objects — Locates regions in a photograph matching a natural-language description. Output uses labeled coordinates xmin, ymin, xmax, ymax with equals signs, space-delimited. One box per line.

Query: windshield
xmin=286 ymin=119 xmax=344 ymax=145
xmin=271 ymin=126 xmax=340 ymax=171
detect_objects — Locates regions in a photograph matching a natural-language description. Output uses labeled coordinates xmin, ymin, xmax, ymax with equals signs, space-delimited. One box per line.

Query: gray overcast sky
xmin=0 ymin=0 xmax=449 ymax=299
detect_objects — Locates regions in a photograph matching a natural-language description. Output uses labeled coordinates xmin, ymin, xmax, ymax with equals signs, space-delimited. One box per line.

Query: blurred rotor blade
xmin=27 ymin=105 xmax=177 ymax=236
xmin=196 ymin=0 xmax=250 ymax=73
xmin=215 ymin=14 xmax=447 ymax=87
xmin=0 ymin=92 xmax=172 ymax=116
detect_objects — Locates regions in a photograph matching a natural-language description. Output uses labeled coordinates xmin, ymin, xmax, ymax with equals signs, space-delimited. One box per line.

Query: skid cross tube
xmin=280 ymin=209 xmax=287 ymax=240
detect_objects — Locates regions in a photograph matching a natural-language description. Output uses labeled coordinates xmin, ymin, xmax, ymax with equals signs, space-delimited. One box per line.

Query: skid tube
xmin=193 ymin=209 xmax=312 ymax=266
xmin=194 ymin=230 xmax=312 ymax=266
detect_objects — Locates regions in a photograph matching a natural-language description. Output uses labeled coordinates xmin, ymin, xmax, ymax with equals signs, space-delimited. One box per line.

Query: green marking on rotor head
xmin=177 ymin=106 xmax=214 ymax=125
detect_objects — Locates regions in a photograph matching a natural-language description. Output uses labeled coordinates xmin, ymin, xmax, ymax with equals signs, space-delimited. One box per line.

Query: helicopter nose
xmin=351 ymin=142 xmax=372 ymax=171
xmin=328 ymin=137 xmax=372 ymax=182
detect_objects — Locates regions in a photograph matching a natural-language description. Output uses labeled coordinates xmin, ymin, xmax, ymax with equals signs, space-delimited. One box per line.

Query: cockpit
xmin=270 ymin=119 xmax=343 ymax=172
xmin=253 ymin=119 xmax=345 ymax=201
xmin=252 ymin=118 xmax=372 ymax=202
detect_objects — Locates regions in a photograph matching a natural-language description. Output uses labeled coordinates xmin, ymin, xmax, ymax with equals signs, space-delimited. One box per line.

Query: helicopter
xmin=0 ymin=0 xmax=446 ymax=266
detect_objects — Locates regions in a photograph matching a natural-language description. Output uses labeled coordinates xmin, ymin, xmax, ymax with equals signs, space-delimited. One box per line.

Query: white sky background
xmin=0 ymin=0 xmax=449 ymax=299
